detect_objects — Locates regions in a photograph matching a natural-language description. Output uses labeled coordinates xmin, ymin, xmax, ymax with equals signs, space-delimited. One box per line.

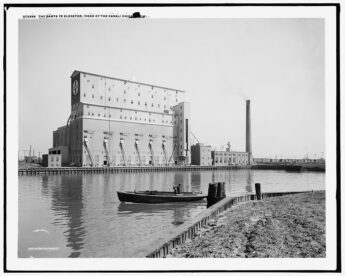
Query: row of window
xmin=85 ymin=112 xmax=175 ymax=124
xmin=215 ymin=158 xmax=247 ymax=164
xmin=50 ymin=156 xmax=60 ymax=162
xmin=49 ymin=163 xmax=61 ymax=167
xmin=73 ymin=110 xmax=176 ymax=125
xmin=214 ymin=153 xmax=247 ymax=157
xmin=82 ymin=93 xmax=178 ymax=107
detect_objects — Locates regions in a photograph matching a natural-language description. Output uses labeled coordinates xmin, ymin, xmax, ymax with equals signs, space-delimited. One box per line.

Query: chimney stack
xmin=246 ymin=100 xmax=252 ymax=164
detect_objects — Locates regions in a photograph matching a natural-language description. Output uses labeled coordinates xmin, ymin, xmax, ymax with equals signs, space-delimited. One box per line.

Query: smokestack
xmin=246 ymin=100 xmax=252 ymax=164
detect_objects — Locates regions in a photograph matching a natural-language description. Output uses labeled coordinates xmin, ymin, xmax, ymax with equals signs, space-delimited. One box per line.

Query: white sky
xmin=18 ymin=18 xmax=325 ymax=159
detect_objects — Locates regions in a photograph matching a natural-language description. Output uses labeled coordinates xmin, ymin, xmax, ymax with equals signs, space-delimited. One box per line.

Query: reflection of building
xmin=44 ymin=175 xmax=85 ymax=257
xmin=191 ymin=143 xmax=212 ymax=166
xmin=50 ymin=70 xmax=191 ymax=167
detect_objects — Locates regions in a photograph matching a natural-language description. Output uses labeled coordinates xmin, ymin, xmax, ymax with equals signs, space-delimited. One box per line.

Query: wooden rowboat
xmin=117 ymin=190 xmax=207 ymax=204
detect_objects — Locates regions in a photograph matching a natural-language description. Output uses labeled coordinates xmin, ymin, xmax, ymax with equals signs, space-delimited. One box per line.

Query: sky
xmin=18 ymin=18 xmax=325 ymax=159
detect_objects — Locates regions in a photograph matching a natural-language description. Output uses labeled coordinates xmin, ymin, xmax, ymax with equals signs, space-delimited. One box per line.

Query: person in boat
xmin=173 ymin=186 xmax=177 ymax=195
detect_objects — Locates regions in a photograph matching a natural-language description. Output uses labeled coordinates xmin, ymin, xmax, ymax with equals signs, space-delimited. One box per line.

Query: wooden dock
xmin=18 ymin=165 xmax=251 ymax=176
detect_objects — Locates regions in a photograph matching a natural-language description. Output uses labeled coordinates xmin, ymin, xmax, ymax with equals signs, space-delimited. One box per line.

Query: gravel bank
xmin=167 ymin=191 xmax=325 ymax=258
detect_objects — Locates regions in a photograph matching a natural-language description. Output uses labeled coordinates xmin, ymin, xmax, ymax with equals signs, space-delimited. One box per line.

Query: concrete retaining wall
xmin=146 ymin=191 xmax=308 ymax=258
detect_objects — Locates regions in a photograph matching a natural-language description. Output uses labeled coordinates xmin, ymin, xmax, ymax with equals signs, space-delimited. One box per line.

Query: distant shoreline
xmin=167 ymin=191 xmax=325 ymax=258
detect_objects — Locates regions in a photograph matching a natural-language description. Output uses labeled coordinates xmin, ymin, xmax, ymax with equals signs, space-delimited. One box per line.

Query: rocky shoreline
xmin=167 ymin=191 xmax=325 ymax=258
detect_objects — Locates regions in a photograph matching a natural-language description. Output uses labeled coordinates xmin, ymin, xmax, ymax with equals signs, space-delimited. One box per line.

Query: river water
xmin=18 ymin=169 xmax=325 ymax=258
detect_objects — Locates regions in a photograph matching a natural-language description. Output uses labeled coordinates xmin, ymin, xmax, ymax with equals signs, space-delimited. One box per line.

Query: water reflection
xmin=245 ymin=170 xmax=253 ymax=193
xmin=47 ymin=175 xmax=85 ymax=257
xmin=117 ymin=201 xmax=206 ymax=226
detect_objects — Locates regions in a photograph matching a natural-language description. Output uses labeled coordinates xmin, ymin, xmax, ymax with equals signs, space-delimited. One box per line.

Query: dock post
xmin=207 ymin=182 xmax=226 ymax=208
xmin=255 ymin=183 xmax=261 ymax=200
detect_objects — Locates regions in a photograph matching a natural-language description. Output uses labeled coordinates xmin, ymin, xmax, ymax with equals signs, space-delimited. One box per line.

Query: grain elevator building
xmin=50 ymin=70 xmax=191 ymax=167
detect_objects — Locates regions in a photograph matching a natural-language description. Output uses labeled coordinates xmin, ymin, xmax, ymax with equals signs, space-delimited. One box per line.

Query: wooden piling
xmin=255 ymin=183 xmax=261 ymax=200
xmin=207 ymin=182 xmax=226 ymax=208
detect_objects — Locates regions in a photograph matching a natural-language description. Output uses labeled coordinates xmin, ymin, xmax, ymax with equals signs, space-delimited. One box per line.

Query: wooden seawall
xmin=18 ymin=165 xmax=251 ymax=176
xmin=146 ymin=191 xmax=308 ymax=258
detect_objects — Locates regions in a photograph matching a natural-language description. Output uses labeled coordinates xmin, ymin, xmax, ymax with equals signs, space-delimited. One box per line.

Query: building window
xmin=92 ymin=94 xmax=94 ymax=98
xmin=151 ymin=103 xmax=154 ymax=107
xmin=108 ymin=97 xmax=111 ymax=101
xmin=98 ymin=114 xmax=100 ymax=117
xmin=138 ymin=92 xmax=140 ymax=96
xmin=124 ymin=90 xmax=126 ymax=94
xmin=100 ymin=96 xmax=103 ymax=100
xmin=116 ymin=98 xmax=119 ymax=102
xmin=124 ymin=99 xmax=126 ymax=102
xmin=120 ymin=116 xmax=122 ymax=119
xmin=92 ymin=85 xmax=94 ymax=89
xmin=138 ymin=101 xmax=140 ymax=105
xmin=151 ymin=95 xmax=153 ymax=98
xmin=83 ymin=93 xmax=86 ymax=97
xmin=158 ymin=104 xmax=160 ymax=108
xmin=131 ymin=100 xmax=133 ymax=104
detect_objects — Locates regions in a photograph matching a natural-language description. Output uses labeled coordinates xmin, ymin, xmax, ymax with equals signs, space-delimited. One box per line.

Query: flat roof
xmin=71 ymin=70 xmax=185 ymax=93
